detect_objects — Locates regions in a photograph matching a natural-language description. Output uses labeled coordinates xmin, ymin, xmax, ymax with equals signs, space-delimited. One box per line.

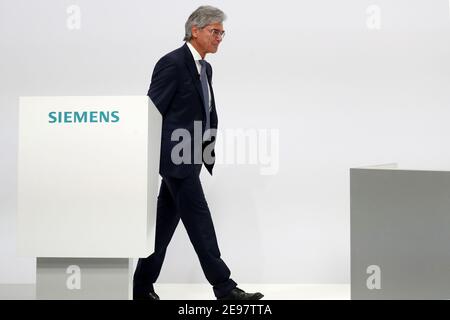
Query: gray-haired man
xmin=133 ymin=6 xmax=264 ymax=300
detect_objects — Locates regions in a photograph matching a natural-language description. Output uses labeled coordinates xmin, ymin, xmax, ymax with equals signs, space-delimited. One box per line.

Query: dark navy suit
xmin=133 ymin=43 xmax=237 ymax=298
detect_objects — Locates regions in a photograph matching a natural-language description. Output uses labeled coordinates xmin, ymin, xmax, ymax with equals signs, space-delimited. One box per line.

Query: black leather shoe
xmin=133 ymin=291 xmax=160 ymax=300
xmin=217 ymin=287 xmax=264 ymax=300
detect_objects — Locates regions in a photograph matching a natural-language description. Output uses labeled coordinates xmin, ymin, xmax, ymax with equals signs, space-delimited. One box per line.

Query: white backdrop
xmin=1 ymin=0 xmax=450 ymax=284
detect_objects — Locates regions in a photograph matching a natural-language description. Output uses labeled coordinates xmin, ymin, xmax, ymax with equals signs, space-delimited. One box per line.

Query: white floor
xmin=157 ymin=284 xmax=350 ymax=300
xmin=0 ymin=284 xmax=350 ymax=300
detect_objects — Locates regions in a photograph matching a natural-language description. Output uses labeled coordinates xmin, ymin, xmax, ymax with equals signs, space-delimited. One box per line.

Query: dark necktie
xmin=198 ymin=60 xmax=210 ymax=134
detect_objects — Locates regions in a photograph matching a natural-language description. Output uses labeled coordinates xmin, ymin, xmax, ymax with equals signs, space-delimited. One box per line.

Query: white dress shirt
xmin=186 ymin=41 xmax=212 ymax=110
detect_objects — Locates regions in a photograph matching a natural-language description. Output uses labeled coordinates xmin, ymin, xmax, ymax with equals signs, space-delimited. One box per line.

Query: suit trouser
xmin=133 ymin=165 xmax=237 ymax=298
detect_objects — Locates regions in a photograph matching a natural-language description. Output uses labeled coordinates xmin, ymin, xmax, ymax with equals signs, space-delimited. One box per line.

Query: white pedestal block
xmin=36 ymin=258 xmax=131 ymax=300
xmin=351 ymin=164 xmax=450 ymax=299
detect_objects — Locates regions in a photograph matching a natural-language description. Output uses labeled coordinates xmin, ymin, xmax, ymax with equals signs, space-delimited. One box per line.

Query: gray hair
xmin=184 ymin=6 xmax=226 ymax=41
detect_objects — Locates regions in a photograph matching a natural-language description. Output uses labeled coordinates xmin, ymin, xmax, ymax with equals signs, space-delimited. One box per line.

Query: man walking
xmin=133 ymin=6 xmax=264 ymax=300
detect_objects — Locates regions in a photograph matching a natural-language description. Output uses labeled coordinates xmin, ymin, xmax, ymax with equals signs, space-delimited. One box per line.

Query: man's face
xmin=192 ymin=22 xmax=224 ymax=55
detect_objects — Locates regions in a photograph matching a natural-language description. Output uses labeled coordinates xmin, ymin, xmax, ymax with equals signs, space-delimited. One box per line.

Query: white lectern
xmin=18 ymin=96 xmax=161 ymax=299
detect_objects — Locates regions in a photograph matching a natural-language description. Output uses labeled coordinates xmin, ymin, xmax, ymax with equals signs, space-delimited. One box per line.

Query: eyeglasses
xmin=205 ymin=28 xmax=226 ymax=39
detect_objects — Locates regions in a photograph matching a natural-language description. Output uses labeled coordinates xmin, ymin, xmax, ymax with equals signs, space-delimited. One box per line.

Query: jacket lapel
xmin=182 ymin=43 xmax=217 ymax=128
xmin=182 ymin=43 xmax=205 ymax=105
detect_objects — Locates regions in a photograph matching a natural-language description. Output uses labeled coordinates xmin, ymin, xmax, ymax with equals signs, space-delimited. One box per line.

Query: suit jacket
xmin=148 ymin=43 xmax=218 ymax=179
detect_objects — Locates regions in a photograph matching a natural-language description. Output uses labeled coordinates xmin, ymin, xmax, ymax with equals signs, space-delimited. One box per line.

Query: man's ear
xmin=191 ymin=25 xmax=199 ymax=39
